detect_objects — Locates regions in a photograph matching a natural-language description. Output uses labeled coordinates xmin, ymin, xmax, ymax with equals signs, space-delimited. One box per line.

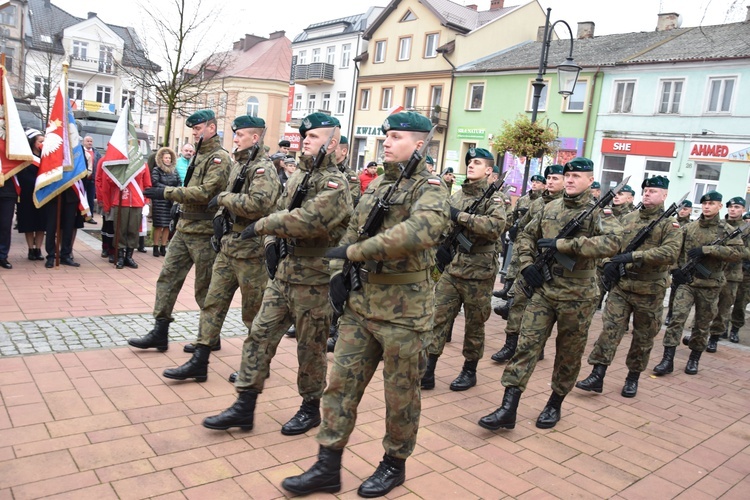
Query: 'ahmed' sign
xmin=689 ymin=142 xmax=750 ymax=162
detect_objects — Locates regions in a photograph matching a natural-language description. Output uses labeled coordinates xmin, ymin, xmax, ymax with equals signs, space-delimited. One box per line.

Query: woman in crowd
xmin=15 ymin=129 xmax=46 ymax=261
xmin=150 ymin=147 xmax=179 ymax=256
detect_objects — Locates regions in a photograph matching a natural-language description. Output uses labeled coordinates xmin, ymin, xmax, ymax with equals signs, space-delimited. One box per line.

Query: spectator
xmin=0 ymin=163 xmax=15 ymax=269
xmin=80 ymin=135 xmax=101 ymax=223
xmin=277 ymin=139 xmax=291 ymax=156
xmin=359 ymin=161 xmax=378 ymax=193
xmin=175 ymin=143 xmax=194 ymax=185
xmin=279 ymin=156 xmax=297 ymax=186
xmin=96 ymin=157 xmax=115 ymax=262
xmin=441 ymin=167 xmax=455 ymax=193
xmin=150 ymin=147 xmax=180 ymax=257
xmin=15 ymin=129 xmax=46 ymax=261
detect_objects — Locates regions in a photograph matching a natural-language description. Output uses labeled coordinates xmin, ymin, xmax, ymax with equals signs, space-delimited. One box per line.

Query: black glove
xmin=436 ymin=245 xmax=453 ymax=271
xmin=325 ymin=245 xmax=350 ymax=260
xmin=507 ymin=224 xmax=518 ymax=241
xmin=537 ymin=238 xmax=557 ymax=249
xmin=144 ymin=187 xmax=165 ymax=200
xmin=603 ymin=262 xmax=621 ymax=283
xmin=207 ymin=195 xmax=220 ymax=211
xmin=687 ymin=247 xmax=704 ymax=260
xmin=265 ymin=243 xmax=279 ymax=280
xmin=449 ymin=206 xmax=461 ymax=222
xmin=329 ymin=272 xmax=349 ymax=315
xmin=240 ymin=222 xmax=257 ymax=240
xmin=610 ymin=252 xmax=634 ymax=264
xmin=521 ymin=265 xmax=545 ymax=289
xmin=212 ymin=216 xmax=224 ymax=245
xmin=671 ymin=268 xmax=692 ymax=286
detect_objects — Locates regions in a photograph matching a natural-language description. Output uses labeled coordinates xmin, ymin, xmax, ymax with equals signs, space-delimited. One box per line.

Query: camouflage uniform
xmin=665 ymin=212 xmax=694 ymax=320
xmin=707 ymin=218 xmax=749 ymax=339
xmin=730 ymin=252 xmax=750 ymax=334
xmin=504 ymin=190 xmax=541 ymax=281
xmin=611 ymin=201 xmax=635 ymax=221
xmin=196 ymin=147 xmax=282 ymax=347
xmin=317 ymin=158 xmax=449 ymax=459
xmin=338 ymin=161 xmax=361 ymax=207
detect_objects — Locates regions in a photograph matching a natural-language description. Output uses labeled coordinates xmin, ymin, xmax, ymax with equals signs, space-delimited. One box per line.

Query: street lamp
xmin=522 ymin=7 xmax=582 ymax=194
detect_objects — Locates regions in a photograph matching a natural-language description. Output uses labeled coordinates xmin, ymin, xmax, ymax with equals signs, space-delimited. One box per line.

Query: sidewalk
xmin=1 ymin=224 xmax=749 ymax=499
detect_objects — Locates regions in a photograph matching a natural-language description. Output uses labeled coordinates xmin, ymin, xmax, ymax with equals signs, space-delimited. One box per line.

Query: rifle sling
xmin=625 ymin=270 xmax=668 ymax=281
xmin=458 ymin=244 xmax=495 ymax=254
xmin=551 ymin=266 xmax=596 ymax=278
xmin=358 ymin=268 xmax=429 ymax=285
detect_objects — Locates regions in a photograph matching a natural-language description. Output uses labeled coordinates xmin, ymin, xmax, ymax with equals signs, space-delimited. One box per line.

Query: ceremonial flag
xmin=100 ymin=103 xmax=145 ymax=189
xmin=0 ymin=64 xmax=34 ymax=186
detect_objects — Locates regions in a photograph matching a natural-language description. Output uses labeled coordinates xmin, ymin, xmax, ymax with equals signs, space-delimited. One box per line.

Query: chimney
xmin=466 ymin=4 xmax=478 ymax=11
xmin=577 ymin=21 xmax=595 ymax=39
xmin=234 ymin=34 xmax=266 ymax=51
xmin=87 ymin=12 xmax=97 ymax=19
xmin=269 ymin=30 xmax=285 ymax=40
xmin=537 ymin=25 xmax=547 ymax=42
xmin=490 ymin=0 xmax=505 ymax=10
xmin=656 ymin=12 xmax=680 ymax=31
xmin=746 ymin=6 xmax=750 ymax=21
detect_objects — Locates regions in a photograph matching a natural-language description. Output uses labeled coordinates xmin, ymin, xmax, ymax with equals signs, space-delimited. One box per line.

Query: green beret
xmin=382 ymin=111 xmax=432 ymax=133
xmin=339 ymin=135 xmax=348 ymax=145
xmin=682 ymin=200 xmax=692 ymax=208
xmin=530 ymin=174 xmax=546 ymax=184
xmin=492 ymin=165 xmax=500 ymax=174
xmin=642 ymin=176 xmax=669 ymax=189
xmin=465 ymin=147 xmax=493 ymax=166
xmin=700 ymin=190 xmax=722 ymax=203
xmin=619 ymin=185 xmax=635 ymax=195
xmin=442 ymin=167 xmax=454 ymax=176
xmin=186 ymin=109 xmax=215 ymax=128
xmin=425 ymin=155 xmax=434 ymax=165
xmin=544 ymin=164 xmax=564 ymax=177
xmin=591 ymin=181 xmax=601 ymax=189
xmin=726 ymin=196 xmax=745 ymax=208
xmin=563 ymin=156 xmax=594 ymax=173
xmin=743 ymin=212 xmax=750 ymax=220
xmin=231 ymin=115 xmax=265 ymax=132
xmin=299 ymin=112 xmax=340 ymax=138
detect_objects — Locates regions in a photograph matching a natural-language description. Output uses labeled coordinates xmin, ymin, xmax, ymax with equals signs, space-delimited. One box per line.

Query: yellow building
xmin=351 ymin=0 xmax=547 ymax=173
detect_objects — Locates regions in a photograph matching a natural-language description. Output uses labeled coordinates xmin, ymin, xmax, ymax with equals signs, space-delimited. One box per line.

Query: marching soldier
xmin=611 ymin=184 xmax=636 ymax=220
xmin=665 ymin=200 xmax=694 ymax=325
xmin=478 ymin=157 xmax=621 ymax=431
xmin=160 ymin=116 xmax=282 ymax=382
xmin=729 ymin=211 xmax=750 ymax=343
xmin=590 ymin=181 xmax=601 ymax=201
xmin=334 ymin=135 xmax=360 ymax=207
xmin=575 ymin=176 xmax=681 ymax=398
xmin=129 ymin=110 xmax=231 ymax=351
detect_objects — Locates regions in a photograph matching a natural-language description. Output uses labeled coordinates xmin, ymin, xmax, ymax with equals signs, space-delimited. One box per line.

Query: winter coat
xmin=100 ymin=164 xmax=152 ymax=212
xmin=151 ymin=147 xmax=181 ymax=227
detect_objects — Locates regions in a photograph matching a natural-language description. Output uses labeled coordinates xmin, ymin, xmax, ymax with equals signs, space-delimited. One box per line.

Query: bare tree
xmin=24 ymin=48 xmax=65 ymax=127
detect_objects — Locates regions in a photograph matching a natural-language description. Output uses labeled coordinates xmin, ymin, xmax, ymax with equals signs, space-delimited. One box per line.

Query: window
xmin=425 ymin=33 xmax=439 ymax=58
xmin=246 ymin=96 xmax=259 ymax=117
xmin=34 ymin=76 xmax=49 ymax=97
xmin=706 ymin=77 xmax=735 ymax=113
xmin=430 ymin=85 xmax=443 ymax=108
xmin=644 ymin=160 xmax=670 ymax=185
xmin=207 ymin=96 xmax=215 ymax=110
xmin=527 ymin=80 xmax=549 ymax=111
xmin=96 ymin=85 xmax=112 ymax=104
xmin=374 ymin=41 xmax=386 ymax=63
xmin=121 ymin=89 xmax=135 ymax=109
xmin=341 ymin=44 xmax=351 ymax=68
xmin=294 ymin=93 xmax=302 ymax=110
xmin=326 ymin=46 xmax=335 ymax=65
xmin=613 ymin=80 xmax=635 ymax=113
xmin=381 ymin=88 xmax=393 ymax=110
xmin=68 ymin=81 xmax=83 ymax=100
xmin=659 ymin=79 xmax=683 ymax=114
xmin=693 ymin=162 xmax=721 ymax=204
xmin=98 ymin=45 xmax=114 ymax=73
xmin=565 ymin=80 xmax=587 ymax=112
xmin=322 ymin=92 xmax=331 ymax=111
xmin=376 ymin=139 xmax=385 ymax=163
xmin=219 ymin=94 xmax=227 ymax=115
xmin=298 ymin=50 xmax=307 ymax=65
xmin=0 ymin=5 xmax=16 ymax=26
xmin=336 ymin=92 xmax=346 ymax=114
xmin=72 ymin=40 xmax=88 ymax=59
xmin=398 ymin=37 xmax=412 ymax=61
xmin=307 ymin=93 xmax=316 ymax=111
xmin=360 ymin=88 xmax=370 ymax=110
xmin=601 ymin=155 xmax=626 ymax=190
xmin=401 ymin=10 xmax=416 ymax=22
xmin=404 ymin=86 xmax=416 ymax=109
xmin=1 ymin=47 xmax=13 ymax=73
xmin=312 ymin=48 xmax=321 ymax=63
xmin=467 ymin=83 xmax=484 ymax=110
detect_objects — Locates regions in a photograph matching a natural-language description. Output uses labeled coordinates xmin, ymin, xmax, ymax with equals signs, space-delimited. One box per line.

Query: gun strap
xmin=181 ymin=211 xmax=214 ymax=220
xmin=358 ymin=268 xmax=429 ymax=285
xmin=458 ymin=244 xmax=495 ymax=254
xmin=625 ymin=270 xmax=668 ymax=281
xmin=551 ymin=266 xmax=596 ymax=278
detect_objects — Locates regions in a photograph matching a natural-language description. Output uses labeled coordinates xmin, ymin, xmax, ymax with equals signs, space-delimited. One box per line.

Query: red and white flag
xmin=0 ymin=64 xmax=34 ymax=186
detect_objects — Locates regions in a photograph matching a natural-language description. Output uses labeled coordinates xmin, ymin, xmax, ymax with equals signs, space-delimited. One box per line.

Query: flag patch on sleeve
xmin=256 ymin=168 xmax=265 ymax=174
xmin=493 ymin=197 xmax=503 ymax=203
xmin=672 ymin=221 xmax=680 ymax=228
xmin=327 ymin=181 xmax=339 ymax=189
xmin=213 ymin=158 xmax=222 ymax=164
xmin=350 ymin=176 xmax=358 ymax=181
xmin=602 ymin=208 xmax=613 ymax=216
xmin=427 ymin=178 xmax=441 ymax=186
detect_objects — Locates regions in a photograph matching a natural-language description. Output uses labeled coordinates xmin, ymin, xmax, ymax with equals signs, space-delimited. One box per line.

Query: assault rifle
xmin=169 ymin=135 xmax=204 ymax=235
xmin=673 ymin=221 xmax=750 ymax=284
xmin=519 ymin=177 xmax=630 ymax=299
xmin=600 ymin=192 xmax=689 ymax=292
xmin=329 ymin=126 xmax=437 ymax=315
xmin=210 ymin=128 xmax=267 ymax=252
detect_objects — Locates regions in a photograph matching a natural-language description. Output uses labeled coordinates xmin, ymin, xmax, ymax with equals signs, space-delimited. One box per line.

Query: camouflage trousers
xmin=662 ymin=284 xmax=720 ymax=352
xmin=235 ymin=278 xmax=329 ymax=401
xmin=505 ymin=241 xmax=520 ymax=280
xmin=730 ymin=277 xmax=750 ymax=330
xmin=196 ymin=252 xmax=266 ymax=346
xmin=709 ymin=280 xmax=739 ymax=337
xmin=587 ymin=285 xmax=666 ymax=372
xmin=317 ymin=309 xmax=424 ymax=459
xmin=504 ymin=277 xmax=530 ymax=336
xmin=502 ymin=292 xmax=597 ymax=395
xmin=153 ymin=231 xmax=216 ymax=321
xmin=426 ymin=274 xmax=493 ymax=359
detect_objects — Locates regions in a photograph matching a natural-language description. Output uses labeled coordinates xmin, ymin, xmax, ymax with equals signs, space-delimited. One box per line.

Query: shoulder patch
xmin=602 ymin=208 xmax=613 ymax=216
xmin=326 ymin=181 xmax=340 ymax=189
xmin=350 ymin=176 xmax=358 ymax=182
xmin=213 ymin=157 xmax=222 ymax=164
xmin=672 ymin=221 xmax=680 ymax=228
xmin=256 ymin=168 xmax=265 ymax=175
xmin=427 ymin=178 xmax=441 ymax=186
xmin=493 ymin=197 xmax=503 ymax=204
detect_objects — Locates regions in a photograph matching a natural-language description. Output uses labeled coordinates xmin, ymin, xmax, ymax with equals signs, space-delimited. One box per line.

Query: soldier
xmin=665 ymin=200 xmax=694 ymax=325
xmin=160 ymin=116 xmax=282 ymax=382
xmin=334 ymin=135 xmax=360 ymax=207
xmin=129 ymin=110 xmax=231 ymax=351
xmin=201 ymin=112 xmax=351 ymax=434
xmin=442 ymin=167 xmax=455 ymax=193
xmin=478 ymin=157 xmax=621 ymax=431
xmin=421 ymin=147 xmax=505 ymax=391
xmin=425 ymin=155 xmax=436 ymax=174
xmin=654 ymin=191 xmax=744 ymax=376
xmin=281 ymin=112 xmax=448 ymax=497
xmin=729 ymin=211 xmax=750 ymax=343
xmin=611 ymin=184 xmax=635 ymax=220
xmin=704 ymin=197 xmax=749 ymax=352
xmin=591 ymin=181 xmax=601 ymax=201
xmin=491 ymin=164 xmax=565 ymax=361
xmin=575 ymin=176 xmax=680 ymax=397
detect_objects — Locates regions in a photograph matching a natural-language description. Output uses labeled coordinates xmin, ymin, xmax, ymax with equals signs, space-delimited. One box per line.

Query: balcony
xmin=294 ymin=62 xmax=335 ymax=84
xmin=407 ymin=106 xmax=449 ymax=132
xmin=289 ymin=107 xmax=332 ymax=128
xmin=69 ymin=55 xmax=117 ymax=75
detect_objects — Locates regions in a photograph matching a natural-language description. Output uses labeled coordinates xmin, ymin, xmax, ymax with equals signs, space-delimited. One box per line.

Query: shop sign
xmin=355 ymin=125 xmax=384 ymax=136
xmin=601 ymin=138 xmax=675 ymax=157
xmin=689 ymin=142 xmax=750 ymax=162
xmin=456 ymin=127 xmax=485 ymax=140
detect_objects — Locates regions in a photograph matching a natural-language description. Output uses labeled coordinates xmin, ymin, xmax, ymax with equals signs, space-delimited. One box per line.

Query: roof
xmin=220 ymin=35 xmax=292 ymax=81
xmin=293 ymin=13 xmax=369 ymax=43
xmin=457 ymin=20 xmax=750 ymax=73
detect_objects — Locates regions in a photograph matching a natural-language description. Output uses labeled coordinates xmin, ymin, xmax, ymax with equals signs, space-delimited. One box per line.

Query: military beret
xmin=682 ymin=200 xmax=693 ymax=208
xmin=283 ymin=156 xmax=296 ymax=164
xmin=442 ymin=167 xmax=454 ymax=176
xmin=299 ymin=112 xmax=340 ymax=138
xmin=339 ymin=135 xmax=348 ymax=145
xmin=492 ymin=165 xmax=500 ymax=174
xmin=366 ymin=161 xmax=377 ymax=168
xmin=186 ymin=109 xmax=215 ymax=128
xmin=591 ymin=181 xmax=601 ymax=189
xmin=700 ymin=190 xmax=722 ymax=203
xmin=231 ymin=115 xmax=265 ymax=132
xmin=619 ymin=185 xmax=635 ymax=195
xmin=544 ymin=164 xmax=564 ymax=177
xmin=270 ymin=152 xmax=286 ymax=161
xmin=26 ymin=128 xmax=43 ymax=140
xmin=425 ymin=155 xmax=434 ymax=165
xmin=278 ymin=139 xmax=291 ymax=147
xmin=563 ymin=156 xmax=594 ymax=173
xmin=642 ymin=176 xmax=669 ymax=189
xmin=382 ymin=111 xmax=432 ymax=133
xmin=743 ymin=212 xmax=750 ymax=220
xmin=531 ymin=174 xmax=546 ymax=184
xmin=465 ymin=147 xmax=494 ymax=166
xmin=726 ymin=196 xmax=745 ymax=207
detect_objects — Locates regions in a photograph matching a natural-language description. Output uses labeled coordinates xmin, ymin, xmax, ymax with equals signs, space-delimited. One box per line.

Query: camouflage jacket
xmin=256 ymin=153 xmax=351 ymax=285
xmin=516 ymin=187 xmax=622 ymax=301
xmin=338 ymin=162 xmax=361 ymax=208
xmin=215 ymin=146 xmax=282 ymax=259
xmin=679 ymin=214 xmax=744 ymax=288
xmin=676 ymin=214 xmax=692 ymax=227
xmin=508 ymin=190 xmax=541 ymax=229
xmin=610 ymin=204 xmax=682 ymax=295
xmin=165 ymin=134 xmax=232 ymax=235
xmin=721 ymin=217 xmax=749 ymax=282
xmin=443 ymin=177 xmax=506 ymax=280
xmin=507 ymin=189 xmax=563 ymax=276
xmin=612 ymin=201 xmax=635 ymax=221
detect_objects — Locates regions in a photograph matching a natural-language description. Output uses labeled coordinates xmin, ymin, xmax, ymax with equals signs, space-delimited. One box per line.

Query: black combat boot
xmin=228 ymin=371 xmax=238 ymax=383
xmin=153 ymin=245 xmax=160 ymax=257
xmin=124 ymin=248 xmax=138 ymax=269
xmin=682 ymin=334 xmax=690 ymax=346
xmin=536 ymin=391 xmax=565 ymax=429
xmin=450 ymin=359 xmax=478 ymax=391
xmin=721 ymin=326 xmax=729 ymax=339
xmin=327 ymin=323 xmax=338 ymax=353
xmin=653 ymin=346 xmax=676 ymax=375
xmin=684 ymin=349 xmax=702 ymax=375
xmin=163 ymin=344 xmax=210 ymax=382
xmin=492 ymin=278 xmax=514 ymax=300
xmin=184 ymin=339 xmax=221 ymax=353
xmin=575 ymin=364 xmax=607 ymax=393
xmin=358 ymin=454 xmax=406 ymax=498
xmin=478 ymin=386 xmax=522 ymax=430
xmin=281 ymin=446 xmax=342 ymax=495
xmin=706 ymin=335 xmax=719 ymax=353
xmin=281 ymin=399 xmax=321 ymax=435
xmin=621 ymin=370 xmax=640 ymax=398
xmin=202 ymin=391 xmax=257 ymax=430
xmin=493 ymin=296 xmax=513 ymax=320
xmin=491 ymin=335 xmax=517 ymax=363
xmin=729 ymin=326 xmax=740 ymax=343
xmin=420 ymin=354 xmax=438 ymax=390
xmin=115 ymin=249 xmax=125 ymax=269
xmin=159 ymin=245 xmax=166 ymax=256
xmin=286 ymin=324 xmax=296 ymax=338
xmin=137 ymin=236 xmax=147 ymax=253
xmin=128 ymin=318 xmax=170 ymax=351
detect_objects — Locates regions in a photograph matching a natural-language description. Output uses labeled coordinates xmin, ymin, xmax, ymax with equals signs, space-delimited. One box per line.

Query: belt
xmin=458 ymin=244 xmax=496 ymax=254
xmin=181 ymin=211 xmax=214 ymax=221
xmin=625 ymin=271 xmax=668 ymax=281
xmin=358 ymin=268 xmax=429 ymax=285
xmin=287 ymin=245 xmax=329 ymax=257
xmin=232 ymin=223 xmax=248 ymax=233
xmin=551 ymin=267 xmax=596 ymax=278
